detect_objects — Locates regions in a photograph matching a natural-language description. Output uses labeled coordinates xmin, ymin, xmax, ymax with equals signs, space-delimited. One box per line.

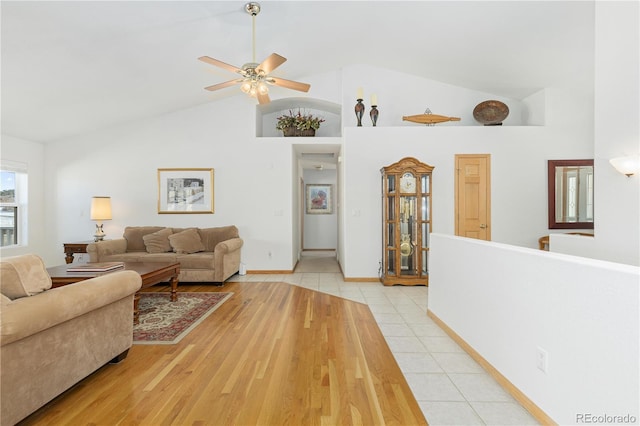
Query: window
xmin=1 ymin=161 xmax=27 ymax=247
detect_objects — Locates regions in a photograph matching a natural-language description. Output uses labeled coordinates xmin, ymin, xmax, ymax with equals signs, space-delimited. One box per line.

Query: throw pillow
xmin=123 ymin=226 xmax=166 ymax=252
xmin=0 ymin=254 xmax=52 ymax=299
xmin=143 ymin=228 xmax=173 ymax=253
xmin=199 ymin=226 xmax=239 ymax=251
xmin=168 ymin=228 xmax=206 ymax=254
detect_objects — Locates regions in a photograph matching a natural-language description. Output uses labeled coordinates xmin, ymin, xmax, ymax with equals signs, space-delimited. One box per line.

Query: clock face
xmin=400 ymin=172 xmax=416 ymax=193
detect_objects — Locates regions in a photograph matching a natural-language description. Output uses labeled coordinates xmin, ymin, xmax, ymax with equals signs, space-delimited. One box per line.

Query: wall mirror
xmin=548 ymin=159 xmax=594 ymax=229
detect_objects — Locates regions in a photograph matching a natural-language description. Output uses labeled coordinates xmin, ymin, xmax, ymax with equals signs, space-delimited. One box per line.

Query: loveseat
xmin=0 ymin=254 xmax=142 ymax=425
xmin=87 ymin=225 xmax=243 ymax=284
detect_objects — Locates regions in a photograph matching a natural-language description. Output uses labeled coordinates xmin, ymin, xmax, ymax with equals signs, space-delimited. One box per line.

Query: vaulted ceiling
xmin=1 ymin=1 xmax=594 ymax=143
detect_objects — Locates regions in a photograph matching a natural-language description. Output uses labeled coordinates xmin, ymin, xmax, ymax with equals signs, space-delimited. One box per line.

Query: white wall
xmin=522 ymin=89 xmax=546 ymax=126
xmin=0 ymin=135 xmax=47 ymax=261
xmin=547 ymin=2 xmax=640 ymax=267
xmin=42 ymin=96 xmax=297 ymax=269
xmin=30 ymin=61 xmax=592 ymax=271
xmin=340 ymin=124 xmax=592 ymax=278
xmin=337 ymin=149 xmax=346 ymax=271
xmin=2 ymin=63 xmax=597 ymax=273
xmin=590 ymin=1 xmax=640 ymax=266
xmin=340 ymin=64 xmax=524 ymax=127
xmin=302 ymin=168 xmax=338 ymax=250
xmin=428 ymin=233 xmax=639 ymax=425
xmin=33 ymin=69 xmax=348 ymax=269
xmin=336 ymin=64 xmax=595 ymax=277
xmin=21 ymin=7 xmax=640 ymax=273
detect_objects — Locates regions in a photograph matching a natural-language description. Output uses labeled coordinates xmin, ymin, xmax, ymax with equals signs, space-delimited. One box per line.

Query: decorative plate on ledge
xmin=473 ymin=100 xmax=509 ymax=125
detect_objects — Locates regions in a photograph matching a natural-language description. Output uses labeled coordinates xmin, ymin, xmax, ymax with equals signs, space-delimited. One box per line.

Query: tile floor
xmin=229 ymin=251 xmax=539 ymax=425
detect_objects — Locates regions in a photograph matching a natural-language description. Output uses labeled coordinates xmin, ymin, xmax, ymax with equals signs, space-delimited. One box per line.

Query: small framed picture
xmin=306 ymin=184 xmax=333 ymax=214
xmin=157 ymin=168 xmax=214 ymax=214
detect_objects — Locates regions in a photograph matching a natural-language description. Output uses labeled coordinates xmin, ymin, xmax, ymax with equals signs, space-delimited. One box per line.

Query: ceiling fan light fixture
xmin=198 ymin=1 xmax=310 ymax=105
xmin=240 ymin=81 xmax=252 ymax=93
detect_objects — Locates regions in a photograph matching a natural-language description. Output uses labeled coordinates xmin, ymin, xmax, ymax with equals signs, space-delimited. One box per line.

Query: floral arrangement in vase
xmin=276 ymin=109 xmax=325 ymax=137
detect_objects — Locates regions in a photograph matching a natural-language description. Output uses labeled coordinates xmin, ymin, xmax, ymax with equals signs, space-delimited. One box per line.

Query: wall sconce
xmin=90 ymin=196 xmax=112 ymax=241
xmin=609 ymin=155 xmax=640 ymax=177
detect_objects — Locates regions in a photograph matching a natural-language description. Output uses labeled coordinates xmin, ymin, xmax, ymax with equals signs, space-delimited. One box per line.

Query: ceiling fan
xmin=198 ymin=2 xmax=310 ymax=105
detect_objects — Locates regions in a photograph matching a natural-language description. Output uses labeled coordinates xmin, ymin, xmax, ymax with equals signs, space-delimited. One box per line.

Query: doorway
xmin=301 ymin=167 xmax=337 ymax=250
xmin=294 ymin=144 xmax=341 ymax=264
xmin=455 ymin=154 xmax=491 ymax=240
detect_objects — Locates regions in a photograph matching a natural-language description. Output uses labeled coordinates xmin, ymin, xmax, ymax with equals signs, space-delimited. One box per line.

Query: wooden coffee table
xmin=47 ymin=261 xmax=180 ymax=324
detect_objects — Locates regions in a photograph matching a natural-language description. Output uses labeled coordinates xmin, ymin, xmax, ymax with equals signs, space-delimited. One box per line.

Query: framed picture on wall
xmin=306 ymin=184 xmax=333 ymax=214
xmin=157 ymin=168 xmax=214 ymax=214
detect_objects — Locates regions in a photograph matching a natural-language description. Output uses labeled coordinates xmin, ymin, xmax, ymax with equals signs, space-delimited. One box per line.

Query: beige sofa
xmin=0 ymin=254 xmax=141 ymax=426
xmin=87 ymin=225 xmax=243 ymax=284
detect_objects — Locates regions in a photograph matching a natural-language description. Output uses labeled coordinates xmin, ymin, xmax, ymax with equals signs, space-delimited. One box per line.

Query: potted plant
xmin=276 ymin=109 xmax=325 ymax=137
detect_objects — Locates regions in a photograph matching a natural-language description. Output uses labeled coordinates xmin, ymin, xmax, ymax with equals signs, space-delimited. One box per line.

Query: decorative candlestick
xmin=355 ymin=99 xmax=365 ymax=127
xmin=370 ymin=105 xmax=379 ymax=126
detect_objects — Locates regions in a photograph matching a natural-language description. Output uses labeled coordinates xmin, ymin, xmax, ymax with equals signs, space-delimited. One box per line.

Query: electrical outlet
xmin=536 ymin=347 xmax=548 ymax=373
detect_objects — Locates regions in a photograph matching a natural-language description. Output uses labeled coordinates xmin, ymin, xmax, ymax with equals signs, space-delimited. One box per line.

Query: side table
xmin=63 ymin=241 xmax=93 ymax=264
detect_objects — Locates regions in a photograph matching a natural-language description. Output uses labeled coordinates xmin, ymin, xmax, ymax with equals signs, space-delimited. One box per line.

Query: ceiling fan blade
xmin=204 ymin=79 xmax=241 ymax=92
xmin=257 ymin=53 xmax=286 ymax=75
xmin=257 ymin=92 xmax=271 ymax=105
xmin=198 ymin=56 xmax=243 ymax=74
xmin=269 ymin=77 xmax=311 ymax=93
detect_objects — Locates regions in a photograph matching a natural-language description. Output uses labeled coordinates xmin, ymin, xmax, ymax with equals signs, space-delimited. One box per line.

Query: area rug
xmin=133 ymin=292 xmax=232 ymax=345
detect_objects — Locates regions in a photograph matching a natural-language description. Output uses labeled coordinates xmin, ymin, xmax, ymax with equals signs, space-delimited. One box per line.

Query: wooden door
xmin=455 ymin=154 xmax=491 ymax=240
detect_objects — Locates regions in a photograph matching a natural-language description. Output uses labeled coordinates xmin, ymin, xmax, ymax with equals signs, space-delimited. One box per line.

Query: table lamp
xmin=90 ymin=196 xmax=112 ymax=241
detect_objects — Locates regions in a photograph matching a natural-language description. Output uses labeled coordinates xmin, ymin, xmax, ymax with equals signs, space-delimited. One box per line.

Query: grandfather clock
xmin=381 ymin=157 xmax=434 ymax=286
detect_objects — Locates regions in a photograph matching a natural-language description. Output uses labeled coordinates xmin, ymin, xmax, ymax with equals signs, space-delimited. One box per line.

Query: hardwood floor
xmin=20 ymin=281 xmax=427 ymax=425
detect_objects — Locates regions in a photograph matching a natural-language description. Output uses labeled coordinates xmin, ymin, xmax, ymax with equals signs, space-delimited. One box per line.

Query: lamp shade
xmin=609 ymin=155 xmax=640 ymax=177
xmin=90 ymin=196 xmax=112 ymax=221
